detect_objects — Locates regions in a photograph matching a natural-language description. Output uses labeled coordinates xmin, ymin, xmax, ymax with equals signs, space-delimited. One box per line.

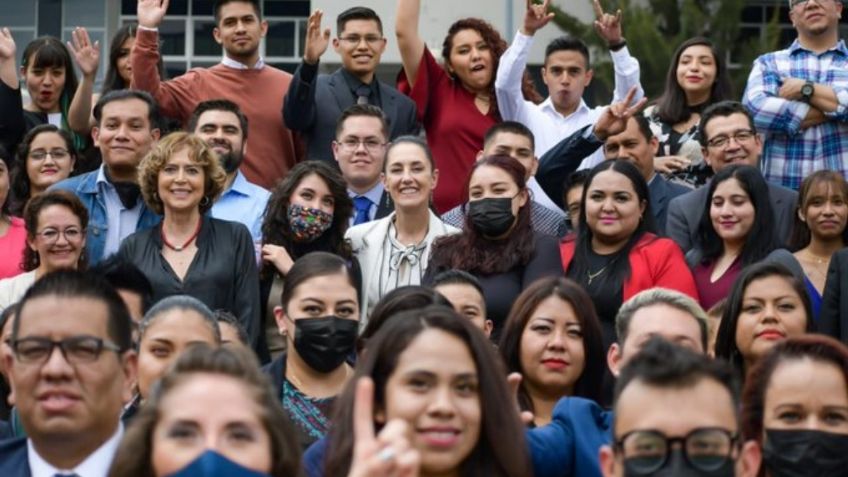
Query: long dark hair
xmin=260 ymin=161 xmax=354 ymax=279
xmin=787 ymin=170 xmax=848 ymax=251
xmin=653 ymin=37 xmax=733 ymax=126
xmin=11 ymin=125 xmax=77 ymax=216
xmin=0 ymin=145 xmax=12 ymax=219
xmin=280 ymin=252 xmax=361 ymax=313
xmin=102 ymin=24 xmax=168 ymax=95
xmin=714 ymin=262 xmax=814 ymax=377
xmin=20 ymin=37 xmax=86 ymax=151
xmin=566 ymin=160 xmax=657 ymax=287
xmin=498 ymin=277 xmax=605 ymax=408
xmin=696 ymin=165 xmax=779 ymax=265
xmin=440 ymin=18 xmax=542 ymax=119
xmin=324 ymin=305 xmax=532 ymax=477
xmin=429 ymin=155 xmax=534 ymax=275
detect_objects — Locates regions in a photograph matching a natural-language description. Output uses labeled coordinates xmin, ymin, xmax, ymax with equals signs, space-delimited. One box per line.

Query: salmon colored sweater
xmin=131 ymin=29 xmax=300 ymax=189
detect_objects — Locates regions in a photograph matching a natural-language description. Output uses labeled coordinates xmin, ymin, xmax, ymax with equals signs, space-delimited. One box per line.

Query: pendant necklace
xmin=587 ymin=265 xmax=608 ymax=285
xmin=161 ymin=219 xmax=202 ymax=252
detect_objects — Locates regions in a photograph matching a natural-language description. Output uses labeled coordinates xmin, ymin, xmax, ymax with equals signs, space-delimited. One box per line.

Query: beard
xmin=218 ymin=150 xmax=244 ymax=174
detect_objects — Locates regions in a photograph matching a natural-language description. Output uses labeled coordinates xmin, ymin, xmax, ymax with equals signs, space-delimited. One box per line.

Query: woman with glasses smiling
xmin=0 ymin=190 xmax=88 ymax=308
xmin=8 ymin=125 xmax=77 ymax=217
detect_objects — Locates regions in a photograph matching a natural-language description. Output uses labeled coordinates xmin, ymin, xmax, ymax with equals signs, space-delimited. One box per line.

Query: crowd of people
xmin=0 ymin=0 xmax=847 ymax=475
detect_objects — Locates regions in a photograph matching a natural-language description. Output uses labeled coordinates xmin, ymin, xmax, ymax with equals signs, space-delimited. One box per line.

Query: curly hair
xmin=11 ymin=125 xmax=77 ymax=216
xmin=107 ymin=344 xmax=302 ymax=477
xmin=260 ymin=161 xmax=354 ymax=279
xmin=138 ymin=132 xmax=227 ymax=215
xmin=22 ymin=190 xmax=89 ymax=272
xmin=441 ymin=18 xmax=542 ymax=118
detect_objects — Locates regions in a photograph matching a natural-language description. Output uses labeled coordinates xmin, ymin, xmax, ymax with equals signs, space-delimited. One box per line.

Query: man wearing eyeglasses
xmin=599 ymin=337 xmax=761 ymax=476
xmin=284 ymin=7 xmax=419 ymax=162
xmin=333 ymin=105 xmax=394 ymax=226
xmin=666 ymin=101 xmax=798 ymax=251
xmin=742 ymin=0 xmax=848 ymax=191
xmin=0 ymin=270 xmax=137 ymax=477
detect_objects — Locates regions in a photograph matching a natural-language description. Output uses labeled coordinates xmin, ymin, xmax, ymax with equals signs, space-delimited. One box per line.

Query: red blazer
xmin=560 ymin=233 xmax=700 ymax=302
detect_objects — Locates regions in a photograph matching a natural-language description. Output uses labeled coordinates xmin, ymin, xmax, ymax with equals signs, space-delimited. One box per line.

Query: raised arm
xmin=0 ymin=28 xmax=17 ymax=89
xmin=593 ymin=0 xmax=643 ymax=104
xmin=395 ymin=0 xmax=427 ymax=88
xmin=67 ymin=27 xmax=99 ymax=134
xmin=0 ymin=28 xmax=26 ymax=152
xmin=282 ymin=9 xmax=330 ymax=132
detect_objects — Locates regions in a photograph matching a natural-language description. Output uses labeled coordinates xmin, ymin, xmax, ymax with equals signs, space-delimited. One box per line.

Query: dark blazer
xmin=0 ymin=437 xmax=30 ymax=477
xmin=537 ymin=125 xmax=603 ymax=209
xmin=649 ymin=175 xmax=689 ymax=234
xmin=820 ymin=248 xmax=848 ymax=344
xmin=666 ymin=181 xmax=798 ymax=252
xmin=283 ymin=64 xmax=419 ymax=162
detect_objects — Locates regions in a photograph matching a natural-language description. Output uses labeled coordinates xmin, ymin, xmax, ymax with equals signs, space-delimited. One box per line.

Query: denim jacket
xmin=50 ymin=170 xmax=161 ymax=264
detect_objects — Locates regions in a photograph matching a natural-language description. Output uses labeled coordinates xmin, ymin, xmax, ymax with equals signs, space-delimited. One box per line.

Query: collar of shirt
xmin=539 ymin=97 xmax=592 ymax=122
xmin=95 ymin=164 xmax=110 ymax=187
xmin=340 ymin=67 xmax=379 ymax=102
xmin=348 ymin=182 xmax=385 ymax=206
xmin=788 ymin=38 xmax=848 ymax=56
xmin=221 ymin=54 xmax=265 ymax=70
xmin=223 ymin=170 xmax=252 ymax=198
xmin=28 ymin=424 xmax=124 ymax=477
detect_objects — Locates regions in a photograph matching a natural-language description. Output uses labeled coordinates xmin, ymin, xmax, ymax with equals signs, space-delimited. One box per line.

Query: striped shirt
xmin=743 ymin=39 xmax=848 ymax=190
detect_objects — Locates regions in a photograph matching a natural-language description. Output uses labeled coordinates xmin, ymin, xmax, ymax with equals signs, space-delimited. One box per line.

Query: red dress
xmin=398 ymin=49 xmax=498 ymax=213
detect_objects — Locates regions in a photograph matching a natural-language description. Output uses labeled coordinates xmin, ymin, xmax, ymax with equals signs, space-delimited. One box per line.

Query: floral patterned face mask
xmin=288 ymin=203 xmax=334 ymax=242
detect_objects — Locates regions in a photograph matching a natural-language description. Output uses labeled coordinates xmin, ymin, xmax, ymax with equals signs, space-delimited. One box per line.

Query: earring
xmin=200 ymin=196 xmax=210 ymax=207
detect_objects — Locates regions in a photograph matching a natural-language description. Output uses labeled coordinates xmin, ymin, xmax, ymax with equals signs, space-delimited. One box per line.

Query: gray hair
xmin=138 ymin=295 xmax=222 ymax=347
xmin=615 ymin=288 xmax=709 ymax=352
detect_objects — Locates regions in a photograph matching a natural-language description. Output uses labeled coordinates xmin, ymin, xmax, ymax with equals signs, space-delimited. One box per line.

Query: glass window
xmin=160 ymin=20 xmax=187 ymax=56
xmin=266 ymin=21 xmax=295 ymax=57
xmin=263 ymin=0 xmax=310 ymax=16
xmin=64 ymin=0 xmax=106 ymax=26
xmin=5 ymin=4 xmax=37 ymax=26
xmin=193 ymin=20 xmax=219 ymax=56
xmin=192 ymin=0 xmax=216 ymax=16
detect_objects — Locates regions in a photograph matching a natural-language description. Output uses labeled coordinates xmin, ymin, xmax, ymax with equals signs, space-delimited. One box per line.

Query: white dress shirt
xmin=96 ymin=166 xmax=144 ymax=259
xmin=28 ymin=424 xmax=123 ymax=477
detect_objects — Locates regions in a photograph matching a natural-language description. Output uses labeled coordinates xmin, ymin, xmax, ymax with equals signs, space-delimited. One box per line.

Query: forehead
xmin=743 ymin=275 xmax=798 ymax=300
xmin=703 ymin=113 xmax=751 ymax=139
xmin=30 ymin=131 xmax=67 ymax=148
xmin=484 ymin=131 xmax=532 ymax=153
xmin=545 ymin=49 xmax=588 ymax=69
xmin=394 ymin=329 xmax=477 ymax=375
xmin=36 ymin=204 xmax=81 ymax=227
xmin=470 ymin=164 xmax=515 ymax=186
xmin=713 ymin=178 xmax=746 ymax=197
xmin=765 ymin=358 xmax=848 ymax=407
xmin=589 ymin=169 xmax=636 ymax=192
xmin=164 ymin=147 xmax=196 ymax=164
xmin=289 ymin=272 xmax=358 ymax=304
xmin=144 ymin=309 xmax=216 ymax=342
xmin=435 ymin=282 xmax=485 ymax=305
xmin=679 ymin=44 xmax=714 ymax=60
xmin=626 ymin=304 xmax=703 ymax=347
xmin=451 ymin=28 xmax=485 ymax=48
xmin=159 ymin=373 xmax=261 ymax=420
xmin=100 ymin=98 xmax=151 ymax=122
xmin=218 ymin=1 xmax=260 ymax=21
xmin=196 ymin=110 xmax=241 ymax=129
xmin=387 ymin=143 xmax=427 ymax=166
xmin=17 ymin=295 xmax=110 ymax=339
xmin=340 ymin=18 xmax=382 ymax=34
xmin=339 ymin=116 xmax=385 ymax=138
xmin=805 ymin=179 xmax=847 ymax=201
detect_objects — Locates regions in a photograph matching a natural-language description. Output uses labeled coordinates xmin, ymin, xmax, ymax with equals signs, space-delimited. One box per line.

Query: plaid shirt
xmin=743 ymin=39 xmax=848 ymax=189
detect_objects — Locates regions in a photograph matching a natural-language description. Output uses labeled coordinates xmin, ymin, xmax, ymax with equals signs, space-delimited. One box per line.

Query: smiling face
xmin=157 ymin=148 xmax=206 ymax=214
xmin=93 ymin=98 xmax=160 ymax=178
xmin=22 ymin=56 xmax=66 ymax=114
xmin=28 ymin=204 xmax=85 ymax=273
xmin=333 ymin=115 xmax=387 ymax=193
xmin=116 ymin=36 xmax=134 ymax=85
xmin=542 ymin=50 xmax=593 ymax=115
xmin=212 ymin=1 xmax=268 ymax=63
xmin=710 ymin=178 xmax=756 ymax=247
xmin=289 ymin=173 xmax=336 ymax=216
xmin=798 ymin=180 xmax=848 ymax=242
xmin=25 ymin=131 xmax=76 ymax=195
xmin=702 ymin=113 xmax=762 ymax=173
xmin=151 ymin=373 xmax=273 ymax=476
xmin=603 ymin=118 xmax=658 ymax=182
xmin=447 ymin=29 xmax=493 ymax=94
xmin=519 ymin=296 xmax=586 ymax=399
xmin=383 ymin=328 xmax=481 ymax=474
xmin=383 ymin=142 xmax=438 ymax=210
xmin=735 ymin=276 xmax=808 ymax=366
xmin=790 ymin=0 xmax=843 ymax=39
xmin=675 ymin=44 xmax=717 ymax=102
xmin=763 ymin=357 xmax=848 ymax=435
xmin=333 ymin=19 xmax=386 ymax=80
xmin=193 ymin=109 xmax=245 ymax=174
xmin=584 ymin=169 xmax=645 ymax=248
xmin=136 ymin=309 xmax=219 ymax=400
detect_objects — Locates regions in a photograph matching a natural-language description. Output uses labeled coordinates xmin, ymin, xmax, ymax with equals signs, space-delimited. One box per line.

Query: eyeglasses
xmin=11 ymin=336 xmax=123 ymax=365
xmin=706 ymin=130 xmax=756 ymax=149
xmin=29 ymin=149 xmax=71 ymax=161
xmin=615 ymin=428 xmax=738 ymax=474
xmin=336 ymin=137 xmax=387 ymax=153
xmin=35 ymin=227 xmax=84 ymax=243
xmin=338 ymin=35 xmax=383 ymax=46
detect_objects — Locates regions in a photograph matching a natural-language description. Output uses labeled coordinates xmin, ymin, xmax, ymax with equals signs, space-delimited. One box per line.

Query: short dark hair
xmin=188 ymin=99 xmax=249 ymax=141
xmin=698 ymin=101 xmax=756 ymax=147
xmin=337 ymin=6 xmax=383 ymax=35
xmin=13 ymin=270 xmax=133 ymax=352
xmin=335 ymin=104 xmax=389 ymax=140
xmin=544 ymin=36 xmax=590 ymax=69
xmin=629 ymin=113 xmax=654 ymax=142
xmin=614 ymin=336 xmax=740 ymax=421
xmin=280 ymin=252 xmax=362 ymax=312
xmin=214 ymin=309 xmax=249 ymax=345
xmin=89 ymin=256 xmax=154 ymax=316
xmin=431 ymin=269 xmax=485 ymax=297
xmin=214 ymin=0 xmax=261 ymax=24
xmin=357 ymin=285 xmax=452 ymax=353
xmin=562 ymin=169 xmax=590 ymax=209
xmin=93 ymin=89 xmax=161 ymax=130
xmin=483 ymin=121 xmax=535 ymax=152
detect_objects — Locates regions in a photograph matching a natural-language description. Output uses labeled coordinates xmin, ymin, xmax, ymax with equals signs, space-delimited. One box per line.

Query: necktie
xmin=355 ymin=84 xmax=371 ymax=105
xmin=353 ymin=196 xmax=373 ymax=225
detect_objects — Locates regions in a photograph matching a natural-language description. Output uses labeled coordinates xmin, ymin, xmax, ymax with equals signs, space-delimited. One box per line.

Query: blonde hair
xmin=138 ymin=132 xmax=227 ymax=215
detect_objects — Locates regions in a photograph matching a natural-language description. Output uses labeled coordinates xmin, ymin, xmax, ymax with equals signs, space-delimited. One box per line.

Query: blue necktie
xmin=353 ymin=196 xmax=373 ymax=225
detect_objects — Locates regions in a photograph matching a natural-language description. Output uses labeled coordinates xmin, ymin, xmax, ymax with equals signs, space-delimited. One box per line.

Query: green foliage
xmin=547 ymin=0 xmax=782 ymax=103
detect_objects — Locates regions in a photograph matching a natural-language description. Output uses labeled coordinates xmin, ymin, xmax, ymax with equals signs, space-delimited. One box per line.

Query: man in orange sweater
xmin=132 ymin=0 xmax=300 ymax=190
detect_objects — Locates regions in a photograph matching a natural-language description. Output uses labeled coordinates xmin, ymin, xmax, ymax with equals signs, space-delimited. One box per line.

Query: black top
xmin=119 ymin=217 xmax=260 ymax=345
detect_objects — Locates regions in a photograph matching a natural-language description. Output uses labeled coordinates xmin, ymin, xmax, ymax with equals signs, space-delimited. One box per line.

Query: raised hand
xmin=521 ymin=0 xmax=555 ymax=36
xmin=303 ymin=9 xmax=331 ymax=65
xmin=348 ymin=378 xmax=420 ymax=477
xmin=0 ymin=28 xmax=16 ymax=61
xmin=137 ymin=0 xmax=169 ymax=29
xmin=68 ymin=27 xmax=100 ymax=78
xmin=593 ymin=86 xmax=647 ymax=141
xmin=592 ymin=0 xmax=623 ymax=46
xmin=261 ymin=244 xmax=295 ymax=276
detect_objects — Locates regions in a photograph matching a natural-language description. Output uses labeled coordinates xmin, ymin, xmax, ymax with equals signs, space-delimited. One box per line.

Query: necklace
xmin=161 ymin=219 xmax=202 ymax=252
xmin=800 ymin=249 xmax=829 ymax=265
xmin=587 ymin=265 xmax=608 ymax=285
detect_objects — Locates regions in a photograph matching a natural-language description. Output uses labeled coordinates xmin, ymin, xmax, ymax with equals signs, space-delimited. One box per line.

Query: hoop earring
xmin=200 ymin=196 xmax=210 ymax=207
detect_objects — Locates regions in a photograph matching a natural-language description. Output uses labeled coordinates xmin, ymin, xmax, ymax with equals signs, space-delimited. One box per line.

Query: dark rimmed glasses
xmin=615 ymin=427 xmax=739 ymax=474
xmin=11 ymin=336 xmax=124 ymax=365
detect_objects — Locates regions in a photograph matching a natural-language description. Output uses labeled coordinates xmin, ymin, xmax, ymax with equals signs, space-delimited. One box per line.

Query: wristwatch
xmin=801 ymin=80 xmax=815 ymax=103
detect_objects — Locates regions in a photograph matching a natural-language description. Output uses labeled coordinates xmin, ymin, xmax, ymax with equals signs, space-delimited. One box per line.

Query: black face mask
xmin=624 ymin=448 xmax=735 ymax=477
xmin=763 ymin=428 xmax=848 ymax=477
xmin=292 ymin=315 xmax=358 ymax=373
xmin=467 ymin=197 xmax=516 ymax=237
